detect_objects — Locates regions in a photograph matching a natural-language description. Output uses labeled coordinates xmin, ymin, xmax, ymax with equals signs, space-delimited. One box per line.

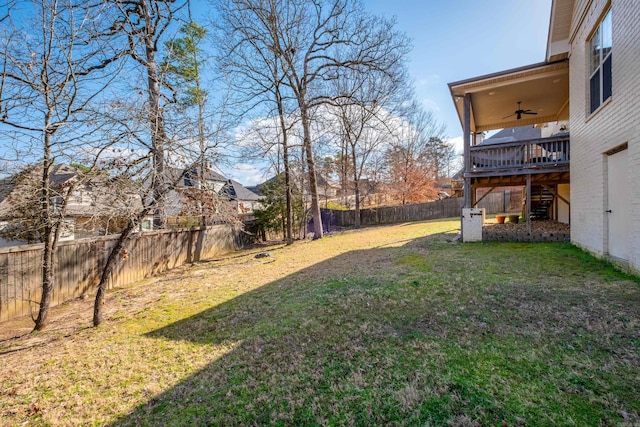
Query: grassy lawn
xmin=1 ymin=219 xmax=639 ymax=426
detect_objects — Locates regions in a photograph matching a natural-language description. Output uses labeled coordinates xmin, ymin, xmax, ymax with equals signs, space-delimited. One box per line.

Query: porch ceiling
xmin=448 ymin=60 xmax=569 ymax=133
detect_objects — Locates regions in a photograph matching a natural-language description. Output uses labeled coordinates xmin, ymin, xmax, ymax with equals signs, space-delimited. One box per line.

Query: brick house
xmin=449 ymin=0 xmax=639 ymax=272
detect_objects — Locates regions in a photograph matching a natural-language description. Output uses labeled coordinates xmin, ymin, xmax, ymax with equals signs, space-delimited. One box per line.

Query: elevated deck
xmin=465 ymin=135 xmax=570 ymax=187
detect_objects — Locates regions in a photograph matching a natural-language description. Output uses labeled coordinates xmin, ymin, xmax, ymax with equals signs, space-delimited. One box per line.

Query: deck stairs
xmin=528 ymin=186 xmax=554 ymax=220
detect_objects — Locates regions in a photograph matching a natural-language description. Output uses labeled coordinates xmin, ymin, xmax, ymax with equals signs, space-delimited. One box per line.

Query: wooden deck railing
xmin=469 ymin=135 xmax=570 ymax=173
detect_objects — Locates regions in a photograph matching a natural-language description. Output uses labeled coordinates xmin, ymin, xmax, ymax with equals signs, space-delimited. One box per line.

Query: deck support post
xmin=463 ymin=93 xmax=472 ymax=209
xmin=526 ymin=174 xmax=532 ymax=234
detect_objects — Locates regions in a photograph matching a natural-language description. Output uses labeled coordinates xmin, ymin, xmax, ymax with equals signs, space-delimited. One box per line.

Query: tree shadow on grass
xmin=109 ymin=234 xmax=640 ymax=426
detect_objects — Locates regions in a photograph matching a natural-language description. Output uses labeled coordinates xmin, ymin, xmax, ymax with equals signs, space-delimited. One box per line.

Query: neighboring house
xmin=179 ymin=166 xmax=228 ymax=192
xmin=166 ymin=166 xmax=262 ymax=224
xmin=220 ymin=179 xmax=263 ymax=220
xmin=316 ymin=174 xmax=343 ymax=200
xmin=253 ymin=172 xmax=344 ymax=207
xmin=0 ymin=164 xmax=141 ymax=245
xmin=449 ymin=0 xmax=639 ymax=272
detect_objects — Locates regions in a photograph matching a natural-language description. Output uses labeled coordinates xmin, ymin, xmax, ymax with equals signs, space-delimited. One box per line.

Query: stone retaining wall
xmin=483 ymin=231 xmax=570 ymax=243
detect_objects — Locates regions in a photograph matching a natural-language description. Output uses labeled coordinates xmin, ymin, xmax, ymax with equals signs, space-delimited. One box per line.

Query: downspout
xmin=526 ymin=174 xmax=532 ymax=234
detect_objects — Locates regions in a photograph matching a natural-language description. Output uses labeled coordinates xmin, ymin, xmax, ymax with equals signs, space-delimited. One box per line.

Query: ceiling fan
xmin=502 ymin=101 xmax=538 ymax=120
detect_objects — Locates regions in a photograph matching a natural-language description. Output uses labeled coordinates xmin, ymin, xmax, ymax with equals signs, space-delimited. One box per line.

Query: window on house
xmin=184 ymin=170 xmax=195 ymax=187
xmin=589 ymin=9 xmax=612 ymax=113
xmin=73 ymin=189 xmax=92 ymax=205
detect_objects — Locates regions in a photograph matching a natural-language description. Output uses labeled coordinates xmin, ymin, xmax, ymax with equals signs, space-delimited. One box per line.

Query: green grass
xmin=1 ymin=219 xmax=639 ymax=426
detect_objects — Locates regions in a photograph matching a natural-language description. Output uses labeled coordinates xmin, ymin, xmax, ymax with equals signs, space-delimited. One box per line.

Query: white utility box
xmin=462 ymin=208 xmax=485 ymax=242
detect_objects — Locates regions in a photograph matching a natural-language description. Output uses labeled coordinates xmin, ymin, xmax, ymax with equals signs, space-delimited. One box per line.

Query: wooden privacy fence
xmin=323 ymin=198 xmax=463 ymax=227
xmin=0 ymin=225 xmax=242 ymax=323
xmin=324 ymin=194 xmax=512 ymax=228
xmin=475 ymin=190 xmax=521 ymax=215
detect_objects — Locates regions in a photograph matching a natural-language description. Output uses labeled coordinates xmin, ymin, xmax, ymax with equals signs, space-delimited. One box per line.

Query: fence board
xmin=9 ymin=252 xmax=17 ymax=319
xmin=0 ymin=254 xmax=8 ymax=322
xmin=0 ymin=225 xmax=241 ymax=324
xmin=19 ymin=251 xmax=27 ymax=318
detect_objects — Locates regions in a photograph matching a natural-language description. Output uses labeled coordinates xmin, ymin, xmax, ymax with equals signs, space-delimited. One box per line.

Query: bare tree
xmin=214 ymin=2 xmax=301 ymax=245
xmin=88 ymin=98 xmax=236 ymax=326
xmin=111 ymin=0 xmax=188 ymax=229
xmin=214 ymin=0 xmax=410 ymax=239
xmin=88 ymin=0 xmax=189 ymax=326
xmin=0 ymin=0 xmax=125 ymax=331
xmin=385 ymin=106 xmax=447 ymax=205
xmin=328 ymin=62 xmax=409 ymax=226
xmin=90 ymin=2 xmax=243 ymax=326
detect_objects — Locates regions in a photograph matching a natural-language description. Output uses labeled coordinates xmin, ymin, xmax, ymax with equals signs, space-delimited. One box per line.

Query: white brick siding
xmin=569 ymin=0 xmax=640 ymax=272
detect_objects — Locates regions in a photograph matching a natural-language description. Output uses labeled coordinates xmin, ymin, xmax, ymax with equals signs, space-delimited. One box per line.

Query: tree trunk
xmin=282 ymin=131 xmax=293 ymax=245
xmin=33 ymin=231 xmax=54 ymax=331
xmin=93 ymin=221 xmax=137 ymax=326
xmin=351 ymin=148 xmax=361 ymax=229
xmin=300 ymin=104 xmax=323 ymax=239
xmin=33 ymin=139 xmax=54 ymax=331
xmin=275 ymin=83 xmax=293 ymax=245
xmin=143 ymin=1 xmax=167 ymax=229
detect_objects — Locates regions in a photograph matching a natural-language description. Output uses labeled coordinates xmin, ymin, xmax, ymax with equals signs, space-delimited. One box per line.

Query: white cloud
xmin=417 ymin=74 xmax=441 ymax=87
xmin=421 ymin=98 xmax=440 ymax=112
xmin=226 ymin=163 xmax=268 ymax=187
xmin=234 ymin=163 xmax=258 ymax=172
xmin=447 ymin=136 xmax=464 ymax=154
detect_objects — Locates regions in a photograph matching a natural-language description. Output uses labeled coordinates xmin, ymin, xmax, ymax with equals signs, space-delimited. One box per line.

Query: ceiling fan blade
xmin=504 ymin=103 xmax=538 ymax=120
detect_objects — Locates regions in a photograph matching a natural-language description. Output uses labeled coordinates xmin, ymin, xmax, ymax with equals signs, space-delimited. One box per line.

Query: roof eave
xmin=546 ymin=0 xmax=574 ymax=61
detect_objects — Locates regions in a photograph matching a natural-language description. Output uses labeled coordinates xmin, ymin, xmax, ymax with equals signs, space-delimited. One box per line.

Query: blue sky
xmin=0 ymin=1 xmax=553 ymax=186
xmin=215 ymin=0 xmax=554 ymax=184
xmin=365 ymin=0 xmax=552 ymax=142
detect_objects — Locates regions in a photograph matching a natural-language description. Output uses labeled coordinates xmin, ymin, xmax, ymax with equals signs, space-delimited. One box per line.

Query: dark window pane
xmin=590 ymin=70 xmax=600 ymax=113
xmin=603 ymin=54 xmax=612 ymax=101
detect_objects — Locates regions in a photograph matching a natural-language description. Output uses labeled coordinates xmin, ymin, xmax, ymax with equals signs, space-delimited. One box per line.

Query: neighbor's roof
xmin=221 ymin=179 xmax=262 ymax=202
xmin=483 ymin=126 xmax=541 ymax=144
xmin=0 ymin=164 xmax=141 ymax=220
xmin=167 ymin=166 xmax=228 ymax=185
xmin=0 ymin=164 xmax=79 ymax=205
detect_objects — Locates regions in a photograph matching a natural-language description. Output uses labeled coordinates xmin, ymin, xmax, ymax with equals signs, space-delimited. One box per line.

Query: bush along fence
xmin=0 ymin=225 xmax=244 ymax=323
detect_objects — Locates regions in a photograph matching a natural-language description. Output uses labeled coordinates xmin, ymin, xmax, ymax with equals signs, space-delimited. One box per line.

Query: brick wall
xmin=569 ymin=0 xmax=640 ymax=272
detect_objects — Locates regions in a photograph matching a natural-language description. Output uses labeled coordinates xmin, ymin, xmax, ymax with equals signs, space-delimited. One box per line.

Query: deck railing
xmin=469 ymin=135 xmax=570 ymax=173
